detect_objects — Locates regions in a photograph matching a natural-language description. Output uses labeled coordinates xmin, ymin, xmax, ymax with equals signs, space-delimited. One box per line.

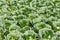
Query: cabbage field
xmin=0 ymin=0 xmax=60 ymax=40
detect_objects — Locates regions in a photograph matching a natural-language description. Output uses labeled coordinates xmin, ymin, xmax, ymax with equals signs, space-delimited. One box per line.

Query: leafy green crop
xmin=0 ymin=0 xmax=60 ymax=40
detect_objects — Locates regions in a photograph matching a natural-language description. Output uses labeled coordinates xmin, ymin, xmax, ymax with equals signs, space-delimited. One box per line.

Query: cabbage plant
xmin=0 ymin=0 xmax=60 ymax=40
